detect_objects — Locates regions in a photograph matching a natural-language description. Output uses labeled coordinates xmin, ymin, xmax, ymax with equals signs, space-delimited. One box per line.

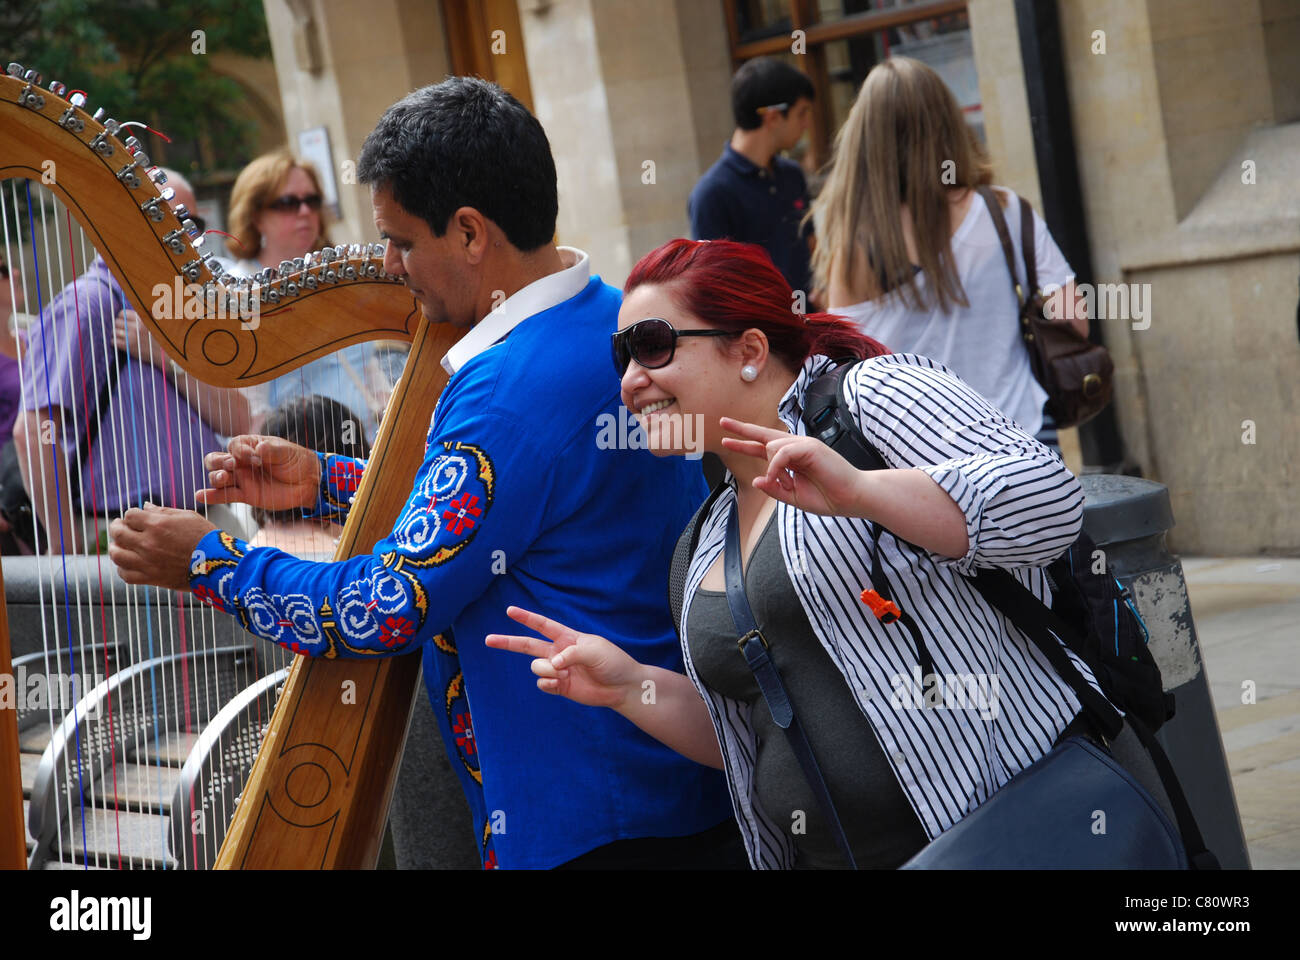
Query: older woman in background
xmin=226 ymin=149 xmax=405 ymax=444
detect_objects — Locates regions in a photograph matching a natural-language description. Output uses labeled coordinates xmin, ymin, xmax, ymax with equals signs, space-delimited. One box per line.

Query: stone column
xmin=262 ymin=0 xmax=453 ymax=242
xmin=515 ymin=0 xmax=732 ymax=285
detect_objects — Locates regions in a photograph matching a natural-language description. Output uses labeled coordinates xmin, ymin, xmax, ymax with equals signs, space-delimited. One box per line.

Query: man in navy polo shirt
xmin=108 ymin=78 xmax=742 ymax=870
xmin=689 ymin=57 xmax=816 ymax=296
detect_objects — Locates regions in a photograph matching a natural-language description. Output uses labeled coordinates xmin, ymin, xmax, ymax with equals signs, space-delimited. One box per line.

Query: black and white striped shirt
xmin=677 ymin=352 xmax=1106 ymax=869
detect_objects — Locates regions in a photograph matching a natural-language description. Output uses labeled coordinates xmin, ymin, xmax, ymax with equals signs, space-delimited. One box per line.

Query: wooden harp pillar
xmin=1 ymin=66 xmax=463 ymax=868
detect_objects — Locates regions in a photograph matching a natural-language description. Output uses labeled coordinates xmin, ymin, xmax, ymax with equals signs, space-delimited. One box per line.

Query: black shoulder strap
xmin=801 ymin=361 xmax=887 ymax=472
xmin=667 ymin=481 xmax=728 ymax=639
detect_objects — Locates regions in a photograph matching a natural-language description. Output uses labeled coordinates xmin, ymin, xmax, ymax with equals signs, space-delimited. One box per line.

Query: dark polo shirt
xmin=688 ymin=142 xmax=813 ymax=294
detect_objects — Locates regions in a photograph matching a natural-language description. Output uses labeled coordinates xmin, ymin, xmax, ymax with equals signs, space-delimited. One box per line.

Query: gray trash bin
xmin=1081 ymin=474 xmax=1251 ymax=869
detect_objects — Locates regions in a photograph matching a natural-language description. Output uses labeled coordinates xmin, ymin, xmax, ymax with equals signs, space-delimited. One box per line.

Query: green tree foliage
xmin=1 ymin=0 xmax=272 ymax=178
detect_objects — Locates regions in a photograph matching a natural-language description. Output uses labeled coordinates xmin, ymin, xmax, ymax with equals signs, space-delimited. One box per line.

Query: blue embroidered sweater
xmin=189 ymin=277 xmax=732 ymax=868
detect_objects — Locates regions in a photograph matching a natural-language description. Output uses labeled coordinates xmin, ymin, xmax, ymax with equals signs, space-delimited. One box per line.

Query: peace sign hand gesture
xmin=720 ymin=416 xmax=869 ymax=517
xmin=485 ymin=606 xmax=642 ymax=710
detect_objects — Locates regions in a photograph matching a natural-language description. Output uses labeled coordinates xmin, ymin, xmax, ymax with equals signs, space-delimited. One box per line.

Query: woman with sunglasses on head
xmin=226 ymin=150 xmax=404 ymax=446
xmin=488 ymin=237 xmax=1107 ymax=869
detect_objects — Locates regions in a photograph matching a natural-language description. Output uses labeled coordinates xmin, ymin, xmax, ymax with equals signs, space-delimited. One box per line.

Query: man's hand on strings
xmin=198 ymin=435 xmax=322 ymax=511
xmin=109 ymin=504 xmax=215 ymax=591
xmin=113 ymin=310 xmax=168 ymax=370
xmin=719 ymin=416 xmax=869 ymax=516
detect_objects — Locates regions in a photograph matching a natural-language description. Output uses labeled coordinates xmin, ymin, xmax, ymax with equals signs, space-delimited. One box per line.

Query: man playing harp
xmin=108 ymin=78 xmax=740 ymax=869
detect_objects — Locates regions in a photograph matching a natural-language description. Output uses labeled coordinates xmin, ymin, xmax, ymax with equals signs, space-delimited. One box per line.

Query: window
xmin=723 ymin=0 xmax=979 ymax=173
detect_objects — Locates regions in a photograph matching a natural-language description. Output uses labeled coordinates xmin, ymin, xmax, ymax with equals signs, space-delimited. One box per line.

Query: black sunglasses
xmin=611 ymin=317 xmax=737 ymax=377
xmin=265 ymin=193 xmax=323 ymax=213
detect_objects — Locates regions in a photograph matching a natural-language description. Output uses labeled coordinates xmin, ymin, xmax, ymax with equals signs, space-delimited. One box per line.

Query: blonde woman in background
xmin=227 ymin=150 xmax=405 ymax=444
xmin=810 ymin=57 xmax=1086 ymax=451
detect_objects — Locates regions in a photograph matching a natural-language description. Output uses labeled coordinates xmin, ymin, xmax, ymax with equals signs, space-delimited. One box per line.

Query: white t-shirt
xmin=832 ymin=188 xmax=1073 ymax=436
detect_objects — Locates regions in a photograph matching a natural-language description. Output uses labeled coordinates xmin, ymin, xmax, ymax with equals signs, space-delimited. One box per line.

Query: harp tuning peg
xmin=158 ymin=186 xmax=176 ymax=203
xmin=23 ymin=68 xmax=40 ymax=84
xmin=6 ymin=64 xmax=23 ymax=77
xmin=150 ymin=169 xmax=168 ymax=185
xmin=92 ymin=107 xmax=106 ymax=121
xmin=47 ymin=80 xmax=67 ymax=97
xmin=181 ymin=217 xmax=200 ymax=236
xmin=293 ymin=257 xmax=305 ymax=272
xmin=173 ymin=203 xmax=191 ymax=222
xmin=278 ymin=260 xmax=295 ymax=276
xmin=69 ymin=91 xmax=87 ymax=109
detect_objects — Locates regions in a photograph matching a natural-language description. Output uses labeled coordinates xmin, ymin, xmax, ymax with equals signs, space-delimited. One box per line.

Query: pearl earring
xmin=741 ymin=365 xmax=759 ymax=382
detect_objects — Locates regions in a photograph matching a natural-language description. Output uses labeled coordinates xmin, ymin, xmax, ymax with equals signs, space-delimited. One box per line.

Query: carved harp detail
xmin=0 ymin=66 xmax=463 ymax=869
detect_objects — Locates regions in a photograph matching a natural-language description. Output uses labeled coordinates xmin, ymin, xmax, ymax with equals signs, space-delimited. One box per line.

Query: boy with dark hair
xmin=109 ymin=77 xmax=741 ymax=870
xmin=689 ymin=57 xmax=816 ymax=296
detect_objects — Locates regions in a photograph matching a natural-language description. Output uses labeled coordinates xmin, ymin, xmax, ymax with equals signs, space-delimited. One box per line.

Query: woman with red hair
xmin=488 ymin=238 xmax=1097 ymax=869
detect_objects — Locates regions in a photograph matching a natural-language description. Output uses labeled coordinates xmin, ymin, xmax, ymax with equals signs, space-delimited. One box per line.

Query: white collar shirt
xmin=676 ymin=352 xmax=1105 ymax=868
xmin=441 ymin=246 xmax=591 ymax=375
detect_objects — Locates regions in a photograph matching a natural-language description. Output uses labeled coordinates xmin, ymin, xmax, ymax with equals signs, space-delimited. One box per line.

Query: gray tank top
xmin=687 ymin=511 xmax=929 ymax=868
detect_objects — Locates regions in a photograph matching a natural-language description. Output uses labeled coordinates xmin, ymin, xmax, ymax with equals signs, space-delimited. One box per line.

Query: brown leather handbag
xmin=977 ymin=186 xmax=1113 ymax=428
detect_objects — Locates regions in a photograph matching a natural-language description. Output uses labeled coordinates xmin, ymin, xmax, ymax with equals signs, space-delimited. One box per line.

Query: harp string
xmin=23 ymin=179 xmax=97 ymax=864
xmin=4 ymin=173 xmax=397 ymax=867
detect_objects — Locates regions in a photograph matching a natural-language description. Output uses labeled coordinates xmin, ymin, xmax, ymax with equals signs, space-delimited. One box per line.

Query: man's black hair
xmin=358 ymin=77 xmax=558 ymax=251
xmin=732 ymin=57 xmax=816 ymax=131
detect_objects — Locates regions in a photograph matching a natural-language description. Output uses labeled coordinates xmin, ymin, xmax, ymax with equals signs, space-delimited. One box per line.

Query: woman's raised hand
xmin=720 ymin=416 xmax=868 ymax=516
xmin=486 ymin=606 xmax=642 ymax=710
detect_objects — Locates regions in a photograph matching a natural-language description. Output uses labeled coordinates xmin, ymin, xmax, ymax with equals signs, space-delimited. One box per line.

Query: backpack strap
xmin=799 ymin=360 xmax=1220 ymax=868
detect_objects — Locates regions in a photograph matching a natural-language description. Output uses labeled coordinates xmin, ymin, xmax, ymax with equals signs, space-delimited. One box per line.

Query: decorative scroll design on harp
xmin=0 ymin=64 xmax=462 ymax=868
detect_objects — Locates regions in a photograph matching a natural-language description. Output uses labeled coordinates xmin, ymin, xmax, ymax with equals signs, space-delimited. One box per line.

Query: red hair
xmin=624 ymin=239 xmax=888 ymax=367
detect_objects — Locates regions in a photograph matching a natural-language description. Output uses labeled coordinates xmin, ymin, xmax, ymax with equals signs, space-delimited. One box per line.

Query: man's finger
xmin=255 ymin=436 xmax=305 ymax=466
xmin=205 ymin=450 xmax=236 ymax=472
xmin=226 ymin=435 xmax=265 ymax=466
xmin=116 ymin=508 xmax=150 ymax=533
xmin=195 ymin=485 xmax=246 ymax=505
xmin=107 ymin=544 xmax=147 ymax=582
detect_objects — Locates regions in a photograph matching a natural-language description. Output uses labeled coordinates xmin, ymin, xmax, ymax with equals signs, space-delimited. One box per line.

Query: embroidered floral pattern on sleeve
xmin=313 ymin=451 xmax=366 ymax=521
xmin=188 ymin=441 xmax=496 ymax=660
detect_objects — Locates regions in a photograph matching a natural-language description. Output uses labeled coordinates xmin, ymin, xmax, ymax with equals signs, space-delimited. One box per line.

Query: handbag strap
xmin=976 ymin=185 xmax=1026 ymax=312
xmin=723 ymin=502 xmax=858 ymax=869
xmin=1018 ymin=190 xmax=1040 ymax=296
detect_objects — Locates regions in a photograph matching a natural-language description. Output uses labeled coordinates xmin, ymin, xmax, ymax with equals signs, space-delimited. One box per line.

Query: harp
xmin=0 ymin=63 xmax=461 ymax=869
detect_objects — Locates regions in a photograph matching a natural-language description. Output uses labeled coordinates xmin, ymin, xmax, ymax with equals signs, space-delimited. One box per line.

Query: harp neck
xmin=1 ymin=71 xmax=423 ymax=388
